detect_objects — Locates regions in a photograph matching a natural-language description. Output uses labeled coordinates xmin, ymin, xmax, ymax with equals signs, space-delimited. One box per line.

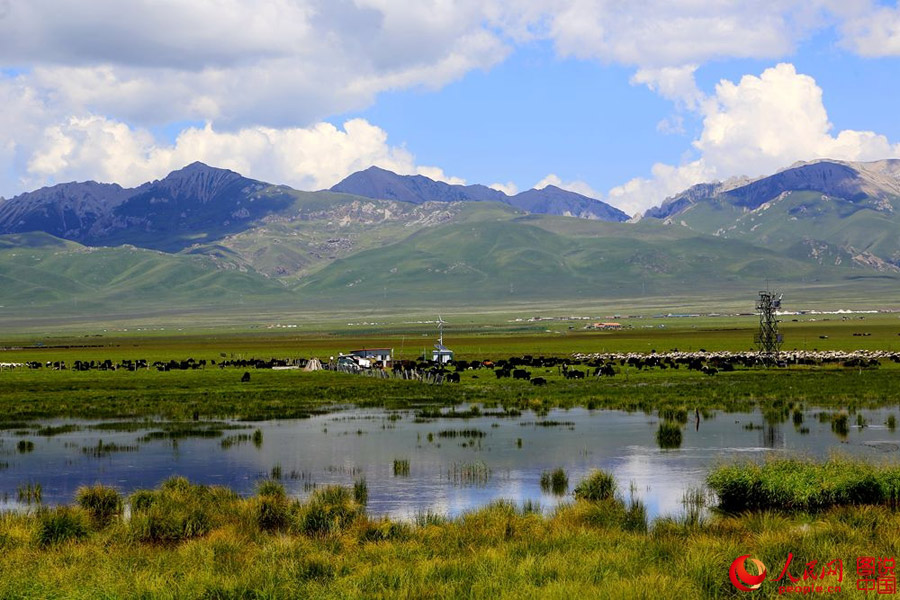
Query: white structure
xmin=431 ymin=316 xmax=454 ymax=363
xmin=349 ymin=348 xmax=393 ymax=367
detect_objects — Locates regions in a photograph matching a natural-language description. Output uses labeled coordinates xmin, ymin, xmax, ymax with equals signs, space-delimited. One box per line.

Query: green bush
xmin=574 ymin=470 xmax=617 ymax=502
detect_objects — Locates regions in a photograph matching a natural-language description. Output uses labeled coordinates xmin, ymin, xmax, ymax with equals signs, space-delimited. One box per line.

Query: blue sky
xmin=1 ymin=1 xmax=899 ymax=214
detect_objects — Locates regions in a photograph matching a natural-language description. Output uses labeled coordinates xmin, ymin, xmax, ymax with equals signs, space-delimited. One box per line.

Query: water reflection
xmin=1 ymin=407 xmax=898 ymax=519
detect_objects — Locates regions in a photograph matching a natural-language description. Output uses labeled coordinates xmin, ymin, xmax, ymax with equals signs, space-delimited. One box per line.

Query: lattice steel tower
xmin=754 ymin=290 xmax=783 ymax=356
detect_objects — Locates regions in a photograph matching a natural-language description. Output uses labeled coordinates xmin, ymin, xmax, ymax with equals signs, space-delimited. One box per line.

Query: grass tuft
xmin=573 ymin=470 xmax=617 ymax=502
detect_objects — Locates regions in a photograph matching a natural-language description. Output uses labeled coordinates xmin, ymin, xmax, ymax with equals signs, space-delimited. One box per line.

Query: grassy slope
xmin=296 ymin=215 xmax=880 ymax=306
xmin=676 ymin=191 xmax=900 ymax=266
xmin=0 ymin=232 xmax=293 ymax=312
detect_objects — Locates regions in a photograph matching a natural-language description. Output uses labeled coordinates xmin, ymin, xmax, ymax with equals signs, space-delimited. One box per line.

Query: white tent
xmin=304 ymin=357 xmax=323 ymax=371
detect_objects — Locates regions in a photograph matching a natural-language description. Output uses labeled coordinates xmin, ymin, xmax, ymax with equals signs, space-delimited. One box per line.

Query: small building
xmin=432 ymin=343 xmax=454 ymax=364
xmin=349 ymin=348 xmax=393 ymax=367
xmin=592 ymin=322 xmax=622 ymax=330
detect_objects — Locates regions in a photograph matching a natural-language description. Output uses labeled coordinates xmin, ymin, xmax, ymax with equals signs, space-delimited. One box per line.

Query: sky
xmin=1 ymin=1 xmax=900 ymax=216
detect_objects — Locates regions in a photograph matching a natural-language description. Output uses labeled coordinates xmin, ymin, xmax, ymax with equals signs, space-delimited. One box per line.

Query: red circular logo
xmin=730 ymin=555 xmax=767 ymax=592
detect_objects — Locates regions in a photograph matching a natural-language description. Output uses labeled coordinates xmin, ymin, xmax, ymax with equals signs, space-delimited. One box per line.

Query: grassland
xmin=0 ymin=314 xmax=898 ymax=423
xmin=3 ymin=318 xmax=900 ymax=598
xmin=0 ymin=468 xmax=898 ymax=599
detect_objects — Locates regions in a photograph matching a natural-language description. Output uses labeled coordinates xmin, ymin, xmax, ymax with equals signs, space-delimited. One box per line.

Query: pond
xmin=2 ymin=406 xmax=898 ymax=519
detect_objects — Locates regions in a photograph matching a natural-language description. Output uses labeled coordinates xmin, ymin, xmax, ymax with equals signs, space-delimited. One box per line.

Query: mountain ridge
xmin=330 ymin=166 xmax=630 ymax=222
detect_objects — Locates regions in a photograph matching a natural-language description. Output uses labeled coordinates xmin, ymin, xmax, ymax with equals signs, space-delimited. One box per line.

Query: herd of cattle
xmin=2 ymin=350 xmax=898 ymax=386
xmin=0 ymin=357 xmax=304 ymax=371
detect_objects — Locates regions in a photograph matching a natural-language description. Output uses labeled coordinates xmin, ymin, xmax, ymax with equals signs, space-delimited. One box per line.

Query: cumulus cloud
xmin=608 ymin=63 xmax=900 ymax=216
xmin=534 ymin=174 xmax=601 ymax=199
xmin=489 ymin=181 xmax=518 ymax=196
xmin=13 ymin=116 xmax=462 ymax=195
xmin=1 ymin=1 xmax=898 ymax=202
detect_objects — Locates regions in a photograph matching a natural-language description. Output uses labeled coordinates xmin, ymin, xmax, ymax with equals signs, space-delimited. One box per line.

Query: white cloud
xmin=489 ymin=181 xmax=518 ymax=196
xmin=545 ymin=0 xmax=813 ymax=67
xmin=15 ymin=116 xmax=461 ymax=195
xmin=839 ymin=4 xmax=900 ymax=57
xmin=631 ymin=65 xmax=703 ymax=109
xmin=535 ymin=174 xmax=601 ymax=199
xmin=608 ymin=63 xmax=900 ymax=216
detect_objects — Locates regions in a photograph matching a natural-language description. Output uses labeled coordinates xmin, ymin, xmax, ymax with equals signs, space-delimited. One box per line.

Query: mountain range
xmin=0 ymin=159 xmax=898 ymax=316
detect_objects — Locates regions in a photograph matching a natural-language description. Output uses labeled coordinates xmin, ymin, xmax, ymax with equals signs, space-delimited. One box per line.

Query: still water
xmin=2 ymin=407 xmax=899 ymax=519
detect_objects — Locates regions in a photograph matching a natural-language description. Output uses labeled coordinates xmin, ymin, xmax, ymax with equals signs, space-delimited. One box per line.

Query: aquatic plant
xmin=573 ymin=470 xmax=617 ymax=502
xmin=392 ymin=459 xmax=410 ymax=477
xmin=540 ymin=468 xmax=568 ymax=496
xmin=656 ymin=420 xmax=682 ymax=450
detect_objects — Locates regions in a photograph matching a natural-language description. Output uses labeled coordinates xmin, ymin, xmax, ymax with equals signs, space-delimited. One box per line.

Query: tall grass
xmin=573 ymin=469 xmax=616 ymax=501
xmin=75 ymin=484 xmax=122 ymax=528
xmin=539 ymin=468 xmax=568 ymax=496
xmin=707 ymin=456 xmax=900 ymax=511
xmin=35 ymin=507 xmax=89 ymax=546
xmin=392 ymin=459 xmax=410 ymax=477
xmin=656 ymin=420 xmax=682 ymax=450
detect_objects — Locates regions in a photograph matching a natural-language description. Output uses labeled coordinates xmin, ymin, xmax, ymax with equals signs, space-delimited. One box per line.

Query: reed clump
xmin=540 ymin=468 xmax=568 ymax=495
xmin=573 ymin=469 xmax=617 ymax=502
xmin=35 ymin=506 xmax=89 ymax=546
xmin=298 ymin=485 xmax=363 ymax=536
xmin=656 ymin=420 xmax=682 ymax=450
xmin=75 ymin=484 xmax=122 ymax=528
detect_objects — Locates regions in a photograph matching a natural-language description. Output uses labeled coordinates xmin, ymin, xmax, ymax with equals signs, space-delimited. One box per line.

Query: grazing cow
xmin=594 ymin=364 xmax=616 ymax=377
xmin=495 ymin=369 xmax=511 ymax=379
xmin=512 ymin=369 xmax=531 ymax=380
xmin=241 ymin=372 xmax=251 ymax=382
xmin=700 ymin=366 xmax=718 ymax=376
xmin=531 ymin=377 xmax=547 ymax=386
xmin=446 ymin=372 xmax=460 ymax=383
xmin=565 ymin=369 xmax=585 ymax=379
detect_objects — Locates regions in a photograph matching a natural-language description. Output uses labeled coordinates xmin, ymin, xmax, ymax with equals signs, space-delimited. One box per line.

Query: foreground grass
xmin=0 ymin=470 xmax=897 ymax=599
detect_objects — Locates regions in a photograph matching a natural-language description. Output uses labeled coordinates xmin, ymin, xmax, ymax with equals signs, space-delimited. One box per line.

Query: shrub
xmin=36 ymin=507 xmax=89 ymax=546
xmin=574 ymin=470 xmax=617 ymax=502
xmin=76 ymin=484 xmax=122 ymax=527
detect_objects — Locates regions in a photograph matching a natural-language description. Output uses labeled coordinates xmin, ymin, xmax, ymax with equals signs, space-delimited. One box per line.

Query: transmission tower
xmin=754 ymin=289 xmax=783 ymax=356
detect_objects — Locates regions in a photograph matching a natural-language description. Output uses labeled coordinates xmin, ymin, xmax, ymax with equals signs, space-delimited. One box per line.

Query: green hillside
xmin=675 ymin=191 xmax=900 ymax=270
xmin=0 ymin=232 xmax=292 ymax=314
xmin=296 ymin=216 xmax=877 ymax=306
